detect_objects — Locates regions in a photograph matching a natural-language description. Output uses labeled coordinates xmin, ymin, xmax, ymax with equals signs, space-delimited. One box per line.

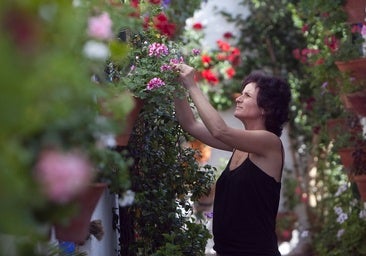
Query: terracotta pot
xmin=341 ymin=90 xmax=366 ymax=116
xmin=335 ymin=58 xmax=366 ymax=80
xmin=116 ymin=97 xmax=144 ymax=146
xmin=338 ymin=147 xmax=355 ymax=169
xmin=187 ymin=139 xmax=212 ymax=164
xmin=326 ymin=117 xmax=363 ymax=139
xmin=354 ymin=175 xmax=366 ymax=201
xmin=343 ymin=0 xmax=366 ymax=24
xmin=55 ymin=183 xmax=107 ymax=244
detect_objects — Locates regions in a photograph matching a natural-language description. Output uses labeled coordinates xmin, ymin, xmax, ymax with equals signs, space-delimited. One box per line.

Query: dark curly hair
xmin=242 ymin=71 xmax=291 ymax=136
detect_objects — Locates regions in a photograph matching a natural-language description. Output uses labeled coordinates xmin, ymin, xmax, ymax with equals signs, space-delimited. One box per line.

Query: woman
xmin=174 ymin=63 xmax=291 ymax=256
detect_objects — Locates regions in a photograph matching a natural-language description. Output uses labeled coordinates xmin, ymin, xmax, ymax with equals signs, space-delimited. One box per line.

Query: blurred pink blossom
xmin=87 ymin=12 xmax=113 ymax=40
xmin=35 ymin=149 xmax=93 ymax=204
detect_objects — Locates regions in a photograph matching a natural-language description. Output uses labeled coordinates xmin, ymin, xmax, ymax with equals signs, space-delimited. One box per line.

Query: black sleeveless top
xmin=213 ymin=154 xmax=282 ymax=256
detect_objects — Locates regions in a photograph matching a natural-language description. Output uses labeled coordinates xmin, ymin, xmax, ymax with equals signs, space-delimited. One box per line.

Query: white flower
xmin=83 ymin=40 xmax=110 ymax=60
xmin=301 ymin=230 xmax=309 ymax=238
xmin=119 ymin=190 xmax=135 ymax=207
xmin=334 ymin=206 xmax=343 ymax=215
xmin=337 ymin=229 xmax=345 ymax=239
xmin=96 ymin=133 xmax=117 ymax=148
xmin=359 ymin=208 xmax=366 ymax=219
xmin=335 ymin=183 xmax=348 ymax=196
xmin=336 ymin=213 xmax=348 ymax=224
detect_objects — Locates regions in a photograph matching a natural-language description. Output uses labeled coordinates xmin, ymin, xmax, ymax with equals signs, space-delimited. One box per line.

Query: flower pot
xmin=340 ymin=90 xmax=366 ymax=116
xmin=354 ymin=175 xmax=366 ymax=201
xmin=187 ymin=139 xmax=211 ymax=164
xmin=116 ymin=97 xmax=144 ymax=146
xmin=338 ymin=147 xmax=355 ymax=169
xmin=335 ymin=58 xmax=366 ymax=80
xmin=55 ymin=183 xmax=107 ymax=244
xmin=326 ymin=116 xmax=363 ymax=139
xmin=343 ymin=0 xmax=366 ymax=24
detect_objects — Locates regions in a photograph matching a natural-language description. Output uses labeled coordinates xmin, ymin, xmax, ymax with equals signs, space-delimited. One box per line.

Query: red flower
xmin=193 ymin=22 xmax=203 ymax=30
xmin=149 ymin=0 xmax=161 ymax=4
xmin=226 ymin=67 xmax=236 ymax=79
xmin=223 ymin=32 xmax=233 ymax=39
xmin=131 ymin=0 xmax=139 ymax=7
xmin=228 ymin=47 xmax=241 ymax=65
xmin=201 ymin=54 xmax=212 ymax=64
xmin=216 ymin=52 xmax=227 ymax=61
xmin=201 ymin=69 xmax=219 ymax=85
xmin=301 ymin=24 xmax=309 ymax=33
xmin=324 ymin=35 xmax=339 ymax=52
xmin=217 ymin=40 xmax=231 ymax=52
xmin=153 ymin=13 xmax=176 ymax=38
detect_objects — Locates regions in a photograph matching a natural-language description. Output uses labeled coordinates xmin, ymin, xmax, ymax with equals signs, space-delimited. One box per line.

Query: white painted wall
xmin=186 ymin=0 xmax=249 ymax=50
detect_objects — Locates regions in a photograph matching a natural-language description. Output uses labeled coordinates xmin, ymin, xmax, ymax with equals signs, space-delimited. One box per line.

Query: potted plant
xmin=351 ymin=140 xmax=366 ymax=201
xmin=314 ymin=181 xmax=366 ymax=255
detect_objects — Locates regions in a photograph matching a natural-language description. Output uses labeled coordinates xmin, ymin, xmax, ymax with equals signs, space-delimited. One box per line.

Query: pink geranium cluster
xmin=35 ymin=149 xmax=93 ymax=204
xmin=148 ymin=42 xmax=169 ymax=57
xmin=147 ymin=77 xmax=165 ymax=90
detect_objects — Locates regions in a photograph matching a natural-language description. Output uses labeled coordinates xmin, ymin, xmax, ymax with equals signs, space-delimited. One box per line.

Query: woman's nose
xmin=235 ymin=95 xmax=242 ymax=103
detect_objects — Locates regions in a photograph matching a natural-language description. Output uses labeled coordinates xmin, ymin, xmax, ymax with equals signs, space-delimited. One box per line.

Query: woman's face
xmin=234 ymin=82 xmax=263 ymax=120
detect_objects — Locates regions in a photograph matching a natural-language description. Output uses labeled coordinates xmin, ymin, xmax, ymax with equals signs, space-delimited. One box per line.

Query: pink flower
xmin=35 ymin=149 xmax=93 ymax=204
xmin=147 ymin=77 xmax=165 ymax=90
xmin=148 ymin=42 xmax=169 ymax=57
xmin=87 ymin=12 xmax=113 ymax=40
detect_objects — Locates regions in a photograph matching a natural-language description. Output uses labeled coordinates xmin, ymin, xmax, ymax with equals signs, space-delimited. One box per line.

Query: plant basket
xmin=54 ymin=183 xmax=107 ymax=244
xmin=343 ymin=0 xmax=366 ymax=24
xmin=354 ymin=174 xmax=366 ymax=201
xmin=335 ymin=58 xmax=366 ymax=80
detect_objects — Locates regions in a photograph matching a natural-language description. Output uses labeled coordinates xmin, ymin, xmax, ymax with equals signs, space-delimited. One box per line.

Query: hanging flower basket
xmin=54 ymin=183 xmax=107 ymax=244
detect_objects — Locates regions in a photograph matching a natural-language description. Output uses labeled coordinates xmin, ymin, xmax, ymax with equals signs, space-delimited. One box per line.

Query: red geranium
xmin=217 ymin=40 xmax=231 ymax=52
xmin=226 ymin=67 xmax=235 ymax=79
xmin=193 ymin=22 xmax=203 ymax=30
xmin=223 ymin=32 xmax=233 ymax=39
xmin=201 ymin=54 xmax=212 ymax=64
xmin=149 ymin=0 xmax=161 ymax=4
xmin=201 ymin=69 xmax=219 ymax=85
xmin=153 ymin=13 xmax=176 ymax=38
